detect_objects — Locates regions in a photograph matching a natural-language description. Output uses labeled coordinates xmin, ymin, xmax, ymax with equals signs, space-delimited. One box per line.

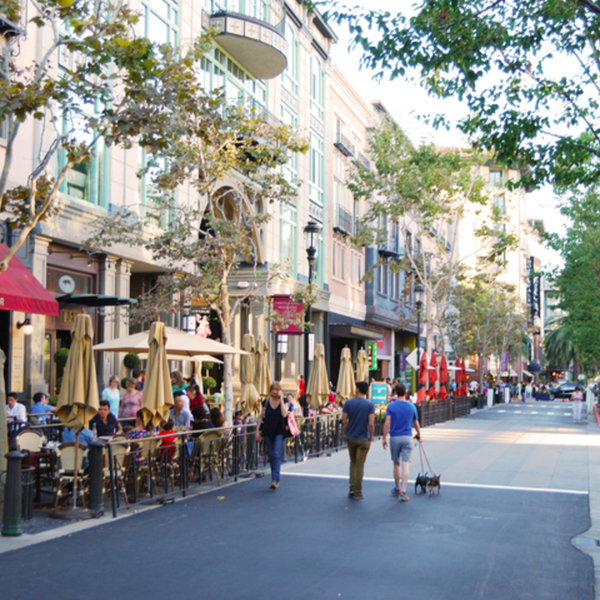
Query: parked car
xmin=551 ymin=382 xmax=579 ymax=400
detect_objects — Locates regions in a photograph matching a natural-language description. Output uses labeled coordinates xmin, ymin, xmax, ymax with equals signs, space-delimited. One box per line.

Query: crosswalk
xmin=494 ymin=403 xmax=577 ymax=418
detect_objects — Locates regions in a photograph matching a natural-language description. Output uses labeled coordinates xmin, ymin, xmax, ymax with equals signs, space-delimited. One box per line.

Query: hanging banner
xmin=272 ymin=295 xmax=304 ymax=335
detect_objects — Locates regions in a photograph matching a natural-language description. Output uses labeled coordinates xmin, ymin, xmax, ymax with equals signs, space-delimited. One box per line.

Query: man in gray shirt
xmin=169 ymin=393 xmax=192 ymax=430
xmin=342 ymin=381 xmax=375 ymax=500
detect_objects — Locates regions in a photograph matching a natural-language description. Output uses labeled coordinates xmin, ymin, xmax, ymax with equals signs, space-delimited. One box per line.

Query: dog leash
xmin=417 ymin=440 xmax=434 ymax=474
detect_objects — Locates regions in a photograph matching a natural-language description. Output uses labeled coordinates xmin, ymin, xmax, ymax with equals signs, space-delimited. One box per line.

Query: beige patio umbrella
xmin=356 ymin=348 xmax=368 ymax=383
xmin=306 ymin=343 xmax=329 ymax=410
xmin=56 ymin=313 xmax=99 ymax=431
xmin=140 ymin=321 xmax=173 ymax=428
xmin=239 ymin=333 xmax=260 ymax=416
xmin=254 ymin=337 xmax=272 ymax=398
xmin=55 ymin=313 xmax=99 ymax=515
xmin=93 ymin=326 xmax=248 ymax=357
xmin=336 ymin=347 xmax=356 ymax=404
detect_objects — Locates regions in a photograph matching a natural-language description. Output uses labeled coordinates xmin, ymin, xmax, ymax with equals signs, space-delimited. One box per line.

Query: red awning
xmin=0 ymin=243 xmax=59 ymax=316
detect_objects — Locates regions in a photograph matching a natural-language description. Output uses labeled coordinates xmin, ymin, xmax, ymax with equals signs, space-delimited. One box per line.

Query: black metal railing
xmin=333 ymin=204 xmax=353 ymax=236
xmin=334 ymin=132 xmax=354 ymax=157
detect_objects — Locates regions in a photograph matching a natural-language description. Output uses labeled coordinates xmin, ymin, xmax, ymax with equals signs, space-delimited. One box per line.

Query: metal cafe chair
xmin=52 ymin=442 xmax=88 ymax=508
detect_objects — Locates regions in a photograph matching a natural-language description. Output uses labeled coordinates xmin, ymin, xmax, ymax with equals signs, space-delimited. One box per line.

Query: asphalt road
xmin=0 ymin=472 xmax=592 ymax=600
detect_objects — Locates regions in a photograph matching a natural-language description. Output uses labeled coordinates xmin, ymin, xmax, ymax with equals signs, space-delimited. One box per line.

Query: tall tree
xmin=448 ymin=273 xmax=527 ymax=386
xmin=0 ymin=0 xmax=217 ymax=271
xmin=89 ymin=96 xmax=308 ymax=424
xmin=546 ymin=187 xmax=600 ymax=374
xmin=349 ymin=118 xmax=513 ymax=353
xmin=327 ymin=0 xmax=600 ymax=190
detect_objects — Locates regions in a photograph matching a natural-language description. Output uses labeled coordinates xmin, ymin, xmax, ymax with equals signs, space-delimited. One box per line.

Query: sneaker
xmin=348 ymin=490 xmax=354 ymax=498
xmin=353 ymin=494 xmax=365 ymax=500
xmin=398 ymin=491 xmax=410 ymax=502
xmin=391 ymin=487 xmax=400 ymax=497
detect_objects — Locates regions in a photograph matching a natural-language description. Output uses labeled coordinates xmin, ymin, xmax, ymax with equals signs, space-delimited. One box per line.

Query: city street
xmin=0 ymin=402 xmax=595 ymax=600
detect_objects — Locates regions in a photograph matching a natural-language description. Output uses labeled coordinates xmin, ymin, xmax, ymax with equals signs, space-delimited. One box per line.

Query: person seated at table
xmin=171 ymin=370 xmax=188 ymax=394
xmin=90 ymin=400 xmax=122 ymax=437
xmin=119 ymin=378 xmax=143 ymax=423
xmin=62 ymin=426 xmax=95 ymax=447
xmin=127 ymin=409 xmax=154 ymax=441
xmin=30 ymin=391 xmax=56 ymax=425
xmin=6 ymin=392 xmax=27 ymax=423
xmin=158 ymin=419 xmax=177 ymax=460
xmin=191 ymin=407 xmax=215 ymax=437
xmin=209 ymin=406 xmax=230 ymax=436
xmin=169 ymin=393 xmax=192 ymax=430
xmin=187 ymin=384 xmax=206 ymax=413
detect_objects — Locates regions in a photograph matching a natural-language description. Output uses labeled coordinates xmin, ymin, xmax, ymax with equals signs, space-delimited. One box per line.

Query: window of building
xmin=280 ymin=204 xmax=297 ymax=274
xmin=138 ymin=150 xmax=171 ymax=227
xmin=310 ymin=132 xmax=324 ymax=206
xmin=493 ymin=195 xmax=506 ymax=215
xmin=282 ymin=22 xmax=298 ymax=96
xmin=310 ymin=56 xmax=324 ymax=122
xmin=280 ymin=105 xmax=298 ymax=187
xmin=489 ymin=168 xmax=503 ymax=186
xmin=332 ymin=240 xmax=337 ymax=279
xmin=377 ymin=259 xmax=388 ymax=296
xmin=144 ymin=0 xmax=179 ymax=46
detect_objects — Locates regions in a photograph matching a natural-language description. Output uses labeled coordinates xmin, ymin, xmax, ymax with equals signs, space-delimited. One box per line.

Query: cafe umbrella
xmin=254 ymin=337 xmax=273 ymax=399
xmin=239 ymin=333 xmax=260 ymax=416
xmin=54 ymin=313 xmax=99 ymax=517
xmin=336 ymin=347 xmax=356 ymax=404
xmin=140 ymin=321 xmax=173 ymax=429
xmin=306 ymin=343 xmax=329 ymax=410
xmin=438 ymin=355 xmax=449 ymax=400
xmin=417 ymin=351 xmax=428 ymax=403
xmin=356 ymin=348 xmax=368 ymax=383
xmin=428 ymin=352 xmax=438 ymax=400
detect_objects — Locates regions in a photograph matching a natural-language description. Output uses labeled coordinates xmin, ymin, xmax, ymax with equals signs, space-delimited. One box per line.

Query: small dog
xmin=427 ymin=474 xmax=441 ymax=496
xmin=415 ymin=473 xmax=429 ymax=494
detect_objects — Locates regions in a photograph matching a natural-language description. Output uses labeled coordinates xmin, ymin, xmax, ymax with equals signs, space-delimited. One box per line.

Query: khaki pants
xmin=347 ymin=438 xmax=370 ymax=496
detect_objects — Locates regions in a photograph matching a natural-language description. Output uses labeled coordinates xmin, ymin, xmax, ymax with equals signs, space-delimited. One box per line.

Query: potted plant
xmin=123 ymin=352 xmax=141 ymax=372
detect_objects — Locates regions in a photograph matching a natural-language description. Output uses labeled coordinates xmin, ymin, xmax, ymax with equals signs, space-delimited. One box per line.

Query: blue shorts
xmin=390 ymin=435 xmax=414 ymax=463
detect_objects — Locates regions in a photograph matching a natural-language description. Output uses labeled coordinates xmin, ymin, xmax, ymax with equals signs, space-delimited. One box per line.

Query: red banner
xmin=272 ymin=295 xmax=304 ymax=335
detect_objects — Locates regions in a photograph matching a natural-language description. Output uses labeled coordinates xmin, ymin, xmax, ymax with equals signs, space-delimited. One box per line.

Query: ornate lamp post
xmin=415 ymin=284 xmax=424 ymax=391
xmin=303 ymin=220 xmax=321 ymax=384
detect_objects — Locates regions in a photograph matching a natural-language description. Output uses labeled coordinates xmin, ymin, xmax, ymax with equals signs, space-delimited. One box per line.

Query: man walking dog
xmin=382 ymin=383 xmax=421 ymax=501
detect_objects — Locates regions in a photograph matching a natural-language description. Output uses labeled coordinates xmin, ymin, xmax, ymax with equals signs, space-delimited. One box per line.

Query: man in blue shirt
xmin=342 ymin=381 xmax=375 ymax=500
xmin=382 ymin=383 xmax=421 ymax=501
xmin=30 ymin=392 xmax=56 ymax=426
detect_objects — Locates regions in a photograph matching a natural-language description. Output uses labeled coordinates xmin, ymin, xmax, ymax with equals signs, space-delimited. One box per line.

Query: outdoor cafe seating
xmin=53 ymin=442 xmax=88 ymax=509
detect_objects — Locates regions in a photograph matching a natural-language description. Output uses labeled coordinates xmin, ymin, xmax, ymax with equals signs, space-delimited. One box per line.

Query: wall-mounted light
xmin=17 ymin=318 xmax=34 ymax=335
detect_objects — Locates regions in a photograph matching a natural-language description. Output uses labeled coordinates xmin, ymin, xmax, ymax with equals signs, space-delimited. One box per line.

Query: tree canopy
xmin=546 ymin=187 xmax=600 ymax=373
xmin=327 ymin=0 xmax=600 ymax=190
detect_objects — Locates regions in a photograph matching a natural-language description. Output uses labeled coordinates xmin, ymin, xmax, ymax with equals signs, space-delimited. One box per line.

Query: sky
xmin=325 ymin=0 xmax=566 ymax=252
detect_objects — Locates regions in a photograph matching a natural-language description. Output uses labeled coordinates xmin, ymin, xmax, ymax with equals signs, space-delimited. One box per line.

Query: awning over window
xmin=0 ymin=244 xmax=59 ymax=316
xmin=329 ymin=324 xmax=384 ymax=340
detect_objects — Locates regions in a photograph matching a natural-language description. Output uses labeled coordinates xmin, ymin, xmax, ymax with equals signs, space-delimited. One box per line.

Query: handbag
xmin=285 ymin=410 xmax=300 ymax=438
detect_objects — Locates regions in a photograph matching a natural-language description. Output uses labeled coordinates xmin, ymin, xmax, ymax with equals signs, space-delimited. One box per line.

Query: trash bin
xmin=21 ymin=466 xmax=35 ymax=522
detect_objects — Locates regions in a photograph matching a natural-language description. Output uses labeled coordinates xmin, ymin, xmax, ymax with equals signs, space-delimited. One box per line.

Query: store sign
xmin=367 ymin=342 xmax=378 ymax=370
xmin=272 ymin=295 xmax=304 ymax=335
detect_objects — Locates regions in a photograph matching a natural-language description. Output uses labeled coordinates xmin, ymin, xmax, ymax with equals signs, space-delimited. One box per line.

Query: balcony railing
xmin=333 ymin=133 xmax=354 ymax=157
xmin=226 ymin=96 xmax=281 ymax=128
xmin=333 ymin=204 xmax=353 ymax=236
xmin=378 ymin=235 xmax=402 ymax=257
xmin=353 ymin=152 xmax=370 ymax=170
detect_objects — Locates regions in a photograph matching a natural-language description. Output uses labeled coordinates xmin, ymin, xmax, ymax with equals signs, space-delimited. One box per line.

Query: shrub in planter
xmin=202 ymin=376 xmax=217 ymax=393
xmin=123 ymin=352 xmax=141 ymax=371
xmin=55 ymin=377 xmax=63 ymax=394
xmin=121 ymin=377 xmax=130 ymax=389
xmin=54 ymin=347 xmax=69 ymax=369
xmin=48 ymin=395 xmax=59 ymax=406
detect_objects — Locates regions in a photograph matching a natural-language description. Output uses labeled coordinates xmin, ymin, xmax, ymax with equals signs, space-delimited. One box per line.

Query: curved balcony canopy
xmin=209 ymin=11 xmax=287 ymax=80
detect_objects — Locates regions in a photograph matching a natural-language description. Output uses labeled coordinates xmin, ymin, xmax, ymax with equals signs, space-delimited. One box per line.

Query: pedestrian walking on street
xmin=382 ymin=383 xmax=421 ymax=502
xmin=572 ymin=385 xmax=585 ymax=424
xmin=256 ymin=381 xmax=289 ymax=490
xmin=342 ymin=381 xmax=375 ymax=499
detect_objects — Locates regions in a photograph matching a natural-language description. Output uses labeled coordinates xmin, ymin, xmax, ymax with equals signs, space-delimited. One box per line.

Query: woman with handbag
xmin=256 ymin=381 xmax=289 ymax=490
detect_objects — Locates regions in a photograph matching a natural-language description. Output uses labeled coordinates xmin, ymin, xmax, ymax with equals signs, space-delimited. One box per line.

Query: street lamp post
xmin=304 ymin=220 xmax=321 ymax=385
xmin=414 ymin=284 xmax=424 ymax=393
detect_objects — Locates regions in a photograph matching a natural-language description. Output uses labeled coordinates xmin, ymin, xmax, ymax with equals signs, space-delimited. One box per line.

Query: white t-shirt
xmin=6 ymin=402 xmax=27 ymax=422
